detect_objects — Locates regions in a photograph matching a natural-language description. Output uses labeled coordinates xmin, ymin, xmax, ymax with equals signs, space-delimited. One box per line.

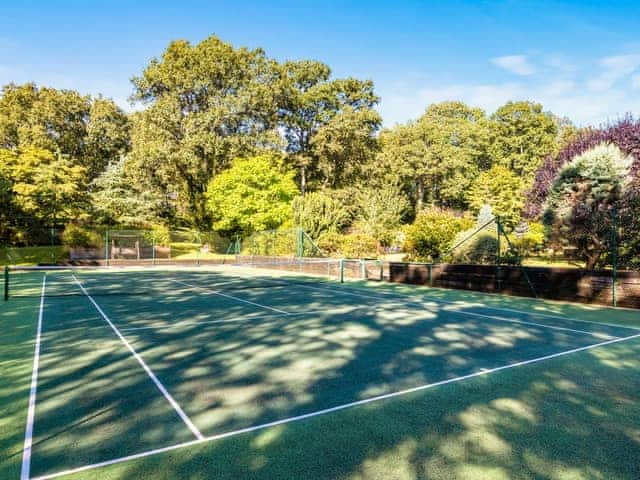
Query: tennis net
xmin=2 ymin=259 xmax=374 ymax=300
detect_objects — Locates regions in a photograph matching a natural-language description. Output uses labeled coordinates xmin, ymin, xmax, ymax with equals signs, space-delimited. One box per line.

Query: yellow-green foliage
xmin=403 ymin=208 xmax=473 ymax=261
xmin=292 ymin=191 xmax=351 ymax=239
xmin=317 ymin=231 xmax=378 ymax=258
xmin=511 ymin=222 xmax=545 ymax=254
xmin=450 ymin=231 xmax=499 ymax=264
xmin=206 ymin=155 xmax=298 ymax=236
xmin=61 ymin=224 xmax=103 ymax=248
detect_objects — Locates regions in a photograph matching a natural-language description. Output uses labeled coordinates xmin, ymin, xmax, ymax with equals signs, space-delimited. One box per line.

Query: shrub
xmin=403 ymin=208 xmax=473 ymax=261
xmin=450 ymin=231 xmax=498 ymax=264
xmin=317 ymin=231 xmax=378 ymax=258
xmin=142 ymin=224 xmax=171 ymax=247
xmin=339 ymin=232 xmax=378 ymax=258
xmin=352 ymin=182 xmax=409 ymax=246
xmin=317 ymin=231 xmax=342 ymax=257
xmin=61 ymin=224 xmax=103 ymax=248
xmin=511 ymin=222 xmax=545 ymax=255
xmin=292 ymin=191 xmax=351 ymax=239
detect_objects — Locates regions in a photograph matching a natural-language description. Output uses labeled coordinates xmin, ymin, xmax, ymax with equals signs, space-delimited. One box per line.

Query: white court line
xmin=171 ymin=279 xmax=291 ymax=315
xmin=337 ymin=282 xmax=640 ymax=332
xmin=32 ymin=330 xmax=640 ymax=480
xmin=296 ymin=283 xmax=616 ymax=339
xmin=20 ymin=274 xmax=46 ymax=480
xmin=72 ymin=274 xmax=204 ymax=440
xmin=440 ymin=306 xmax=617 ymax=340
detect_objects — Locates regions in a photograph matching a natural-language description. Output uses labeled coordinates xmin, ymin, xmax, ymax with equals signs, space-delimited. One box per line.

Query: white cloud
xmin=587 ymin=54 xmax=640 ymax=91
xmin=0 ymin=65 xmax=135 ymax=111
xmin=491 ymin=55 xmax=535 ymax=76
xmin=378 ymin=76 xmax=640 ymax=128
xmin=379 ymin=51 xmax=640 ymax=128
xmin=543 ymin=54 xmax=576 ymax=73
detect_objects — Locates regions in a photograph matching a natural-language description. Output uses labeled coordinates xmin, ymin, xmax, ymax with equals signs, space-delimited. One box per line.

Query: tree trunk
xmin=416 ymin=178 xmax=424 ymax=211
xmin=300 ymin=165 xmax=306 ymax=196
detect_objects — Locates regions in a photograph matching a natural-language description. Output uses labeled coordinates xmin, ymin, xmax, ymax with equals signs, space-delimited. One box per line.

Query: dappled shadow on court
xmin=112 ymin=336 xmax=640 ymax=480
xmin=12 ymin=269 xmax=640 ymax=479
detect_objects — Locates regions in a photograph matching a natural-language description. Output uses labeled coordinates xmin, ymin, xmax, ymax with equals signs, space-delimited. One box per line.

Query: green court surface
xmin=2 ymin=265 xmax=640 ymax=480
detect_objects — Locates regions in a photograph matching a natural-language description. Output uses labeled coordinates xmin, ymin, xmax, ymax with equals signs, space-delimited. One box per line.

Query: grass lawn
xmin=0 ymin=246 xmax=67 ymax=266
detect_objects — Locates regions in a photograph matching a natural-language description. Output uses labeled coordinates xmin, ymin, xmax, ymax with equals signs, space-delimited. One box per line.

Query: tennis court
xmin=3 ymin=262 xmax=640 ymax=480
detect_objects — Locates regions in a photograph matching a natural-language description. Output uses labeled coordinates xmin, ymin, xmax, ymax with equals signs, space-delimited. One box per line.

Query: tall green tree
xmin=1 ymin=146 xmax=87 ymax=226
xmin=311 ymin=106 xmax=380 ymax=188
xmin=84 ymin=97 xmax=131 ymax=179
xmin=352 ymin=182 xmax=409 ymax=246
xmin=292 ymin=191 xmax=351 ymax=239
xmin=129 ymin=35 xmax=284 ymax=227
xmin=279 ymin=60 xmax=380 ymax=193
xmin=0 ymin=83 xmax=129 ymax=179
xmin=90 ymin=157 xmax=165 ymax=226
xmin=490 ymin=101 xmax=558 ymax=184
xmin=205 ymin=154 xmax=298 ymax=236
xmin=378 ymin=101 xmax=491 ymax=211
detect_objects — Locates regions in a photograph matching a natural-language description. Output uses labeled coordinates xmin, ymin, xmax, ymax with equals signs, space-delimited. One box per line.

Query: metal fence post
xmin=105 ymin=230 xmax=109 ymax=266
xmin=152 ymin=235 xmax=156 ymax=266
xmin=297 ymin=227 xmax=304 ymax=258
xmin=496 ymin=216 xmax=502 ymax=292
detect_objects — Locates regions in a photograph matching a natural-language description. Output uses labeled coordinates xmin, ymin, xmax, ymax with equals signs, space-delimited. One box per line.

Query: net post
xmin=297 ymin=227 xmax=304 ymax=258
xmin=496 ymin=216 xmax=502 ymax=293
xmin=105 ymin=230 xmax=110 ymax=267
xmin=611 ymin=208 xmax=618 ymax=307
xmin=339 ymin=258 xmax=345 ymax=283
xmin=361 ymin=259 xmax=366 ymax=279
xmin=4 ymin=266 xmax=8 ymax=301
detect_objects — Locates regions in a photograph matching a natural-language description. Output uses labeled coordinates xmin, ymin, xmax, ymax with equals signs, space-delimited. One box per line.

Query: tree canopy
xmin=205 ymin=155 xmax=298 ymax=236
xmin=467 ymin=165 xmax=525 ymax=229
xmin=0 ymin=83 xmax=130 ymax=180
xmin=490 ymin=101 xmax=558 ymax=185
xmin=377 ymin=101 xmax=491 ymax=211
xmin=2 ymin=33 xmax=638 ymax=271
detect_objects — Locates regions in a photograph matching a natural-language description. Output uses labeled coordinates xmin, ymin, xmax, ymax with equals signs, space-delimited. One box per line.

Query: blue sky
xmin=1 ymin=0 xmax=639 ymax=126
